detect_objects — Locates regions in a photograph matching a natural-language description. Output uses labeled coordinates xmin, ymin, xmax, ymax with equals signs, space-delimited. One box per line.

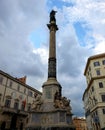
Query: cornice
xmin=84 ymin=53 xmax=105 ymax=75
xmin=82 ymin=76 xmax=105 ymax=100
xmin=0 ymin=70 xmax=42 ymax=95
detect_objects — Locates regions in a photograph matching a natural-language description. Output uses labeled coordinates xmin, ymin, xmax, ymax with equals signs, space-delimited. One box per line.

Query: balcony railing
xmin=1 ymin=106 xmax=28 ymax=117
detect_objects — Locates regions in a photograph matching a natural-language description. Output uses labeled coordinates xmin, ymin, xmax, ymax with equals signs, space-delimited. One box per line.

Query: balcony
xmin=1 ymin=106 xmax=28 ymax=117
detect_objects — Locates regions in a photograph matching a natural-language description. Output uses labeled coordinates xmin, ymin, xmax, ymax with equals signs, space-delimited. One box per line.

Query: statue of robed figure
xmin=50 ymin=10 xmax=57 ymax=23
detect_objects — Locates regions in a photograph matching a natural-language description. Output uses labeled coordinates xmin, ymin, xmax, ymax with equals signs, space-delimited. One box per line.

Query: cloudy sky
xmin=0 ymin=0 xmax=105 ymax=117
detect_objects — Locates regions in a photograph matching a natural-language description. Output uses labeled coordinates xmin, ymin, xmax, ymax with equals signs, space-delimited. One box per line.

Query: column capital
xmin=47 ymin=23 xmax=58 ymax=31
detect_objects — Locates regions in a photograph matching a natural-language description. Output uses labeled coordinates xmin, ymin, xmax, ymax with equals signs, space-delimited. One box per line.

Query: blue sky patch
xmin=29 ymin=28 xmax=47 ymax=48
xmin=74 ymin=22 xmax=94 ymax=47
xmin=47 ymin=0 xmax=74 ymax=10
xmin=74 ymin=22 xmax=87 ymax=46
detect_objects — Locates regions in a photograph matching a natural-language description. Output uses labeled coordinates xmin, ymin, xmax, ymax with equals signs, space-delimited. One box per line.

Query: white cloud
xmin=54 ymin=0 xmax=105 ymax=116
xmin=33 ymin=47 xmax=48 ymax=65
xmin=61 ymin=0 xmax=105 ymax=46
xmin=0 ymin=0 xmax=48 ymax=85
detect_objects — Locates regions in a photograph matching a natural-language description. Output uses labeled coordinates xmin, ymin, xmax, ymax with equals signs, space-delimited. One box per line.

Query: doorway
xmin=1 ymin=121 xmax=6 ymax=130
xmin=10 ymin=114 xmax=17 ymax=130
xmin=20 ymin=122 xmax=23 ymax=130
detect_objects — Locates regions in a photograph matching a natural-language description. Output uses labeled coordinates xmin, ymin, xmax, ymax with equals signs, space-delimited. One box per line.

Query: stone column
xmin=42 ymin=10 xmax=61 ymax=103
xmin=47 ymin=23 xmax=58 ymax=78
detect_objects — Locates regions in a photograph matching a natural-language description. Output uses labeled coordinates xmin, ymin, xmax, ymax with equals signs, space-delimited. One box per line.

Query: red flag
xmin=22 ymin=99 xmax=26 ymax=108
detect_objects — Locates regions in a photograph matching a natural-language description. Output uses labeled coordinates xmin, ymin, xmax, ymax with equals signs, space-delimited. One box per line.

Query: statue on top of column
xmin=50 ymin=10 xmax=57 ymax=23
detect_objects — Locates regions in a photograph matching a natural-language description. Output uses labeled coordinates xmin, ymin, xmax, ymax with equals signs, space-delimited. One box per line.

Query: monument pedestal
xmin=26 ymin=78 xmax=75 ymax=130
xmin=26 ymin=109 xmax=75 ymax=130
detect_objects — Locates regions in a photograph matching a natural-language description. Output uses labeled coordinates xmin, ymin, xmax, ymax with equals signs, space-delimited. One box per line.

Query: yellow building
xmin=0 ymin=70 xmax=42 ymax=130
xmin=83 ymin=53 xmax=105 ymax=130
xmin=73 ymin=117 xmax=88 ymax=130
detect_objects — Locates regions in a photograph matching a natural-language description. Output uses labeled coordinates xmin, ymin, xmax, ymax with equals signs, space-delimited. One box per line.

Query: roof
xmin=0 ymin=70 xmax=42 ymax=95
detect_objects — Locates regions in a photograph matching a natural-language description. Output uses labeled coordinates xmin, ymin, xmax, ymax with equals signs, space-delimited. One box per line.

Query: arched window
xmin=14 ymin=99 xmax=19 ymax=110
xmin=27 ymin=103 xmax=31 ymax=111
xmin=1 ymin=121 xmax=6 ymax=130
xmin=21 ymin=99 xmax=26 ymax=111
xmin=5 ymin=96 xmax=11 ymax=108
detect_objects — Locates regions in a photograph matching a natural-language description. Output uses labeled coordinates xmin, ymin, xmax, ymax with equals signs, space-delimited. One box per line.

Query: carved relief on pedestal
xmin=31 ymin=93 xmax=43 ymax=111
xmin=54 ymin=91 xmax=72 ymax=114
xmin=54 ymin=91 xmax=64 ymax=109
xmin=41 ymin=115 xmax=53 ymax=124
xmin=45 ymin=87 xmax=52 ymax=99
xmin=61 ymin=97 xmax=72 ymax=114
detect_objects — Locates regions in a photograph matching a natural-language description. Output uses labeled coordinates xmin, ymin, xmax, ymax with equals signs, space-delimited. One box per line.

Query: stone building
xmin=73 ymin=117 xmax=88 ymax=130
xmin=83 ymin=53 xmax=105 ymax=130
xmin=0 ymin=70 xmax=42 ymax=130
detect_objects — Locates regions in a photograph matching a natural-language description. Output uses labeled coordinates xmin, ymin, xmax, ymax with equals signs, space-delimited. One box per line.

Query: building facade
xmin=0 ymin=70 xmax=42 ymax=130
xmin=73 ymin=117 xmax=88 ymax=130
xmin=83 ymin=53 xmax=105 ymax=130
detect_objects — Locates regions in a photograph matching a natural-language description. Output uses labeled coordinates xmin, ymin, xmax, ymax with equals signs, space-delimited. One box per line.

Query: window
xmin=28 ymin=91 xmax=33 ymax=97
xmin=27 ymin=104 xmax=31 ymax=111
xmin=95 ymin=110 xmax=98 ymax=115
xmin=102 ymin=60 xmax=105 ymax=65
xmin=99 ymin=82 xmax=103 ymax=88
xmin=89 ymin=66 xmax=91 ymax=71
xmin=92 ymin=86 xmax=94 ymax=92
xmin=19 ymin=95 xmax=23 ymax=100
xmin=0 ymin=76 xmax=3 ymax=84
xmin=24 ymin=88 xmax=26 ymax=94
xmin=9 ymin=81 xmax=12 ymax=87
xmin=94 ymin=61 xmax=100 ymax=67
xmin=5 ymin=99 xmax=11 ymax=108
xmin=17 ymin=84 xmax=20 ymax=91
xmin=96 ymin=70 xmax=100 ymax=75
xmin=21 ymin=102 xmax=25 ymax=111
xmin=102 ymin=108 xmax=105 ymax=114
xmin=93 ymin=97 xmax=97 ymax=104
xmin=14 ymin=102 xmax=19 ymax=110
xmin=101 ymin=95 xmax=105 ymax=102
